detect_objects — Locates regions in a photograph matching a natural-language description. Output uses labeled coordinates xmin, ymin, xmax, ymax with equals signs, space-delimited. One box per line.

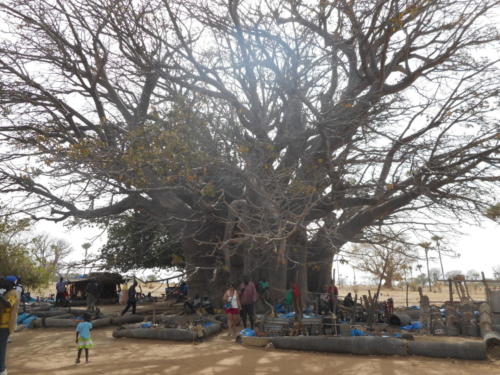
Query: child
xmin=75 ymin=313 xmax=93 ymax=364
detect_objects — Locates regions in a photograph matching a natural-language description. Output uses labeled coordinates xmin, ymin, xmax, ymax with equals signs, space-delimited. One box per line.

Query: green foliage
xmin=0 ymin=211 xmax=53 ymax=288
xmin=100 ymin=211 xmax=185 ymax=272
xmin=486 ymin=203 xmax=500 ymax=221
xmin=0 ymin=242 xmax=53 ymax=288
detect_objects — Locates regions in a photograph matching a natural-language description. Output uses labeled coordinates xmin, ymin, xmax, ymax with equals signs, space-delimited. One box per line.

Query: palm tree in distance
xmin=419 ymin=242 xmax=433 ymax=292
xmin=431 ymin=235 xmax=446 ymax=280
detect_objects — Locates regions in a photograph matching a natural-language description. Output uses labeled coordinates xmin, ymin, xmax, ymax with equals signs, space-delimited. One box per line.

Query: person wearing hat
xmin=0 ymin=276 xmax=19 ymax=375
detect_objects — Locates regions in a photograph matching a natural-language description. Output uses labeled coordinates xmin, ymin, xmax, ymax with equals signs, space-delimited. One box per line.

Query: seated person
xmin=183 ymin=294 xmax=202 ymax=314
xmin=144 ymin=292 xmax=154 ymax=302
xmin=201 ymin=296 xmax=214 ymax=314
xmin=318 ymin=293 xmax=330 ymax=315
xmin=193 ymin=294 xmax=202 ymax=309
xmin=343 ymin=292 xmax=355 ymax=307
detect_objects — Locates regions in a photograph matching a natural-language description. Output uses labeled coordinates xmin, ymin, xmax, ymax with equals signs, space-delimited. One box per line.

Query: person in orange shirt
xmin=0 ymin=276 xmax=19 ymax=375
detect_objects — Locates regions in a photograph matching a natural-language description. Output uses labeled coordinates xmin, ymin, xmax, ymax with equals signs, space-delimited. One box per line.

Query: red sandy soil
xmin=6 ymin=327 xmax=500 ymax=375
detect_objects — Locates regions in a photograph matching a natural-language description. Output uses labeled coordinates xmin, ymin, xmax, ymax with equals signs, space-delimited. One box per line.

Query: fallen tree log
xmin=29 ymin=304 xmax=52 ymax=312
xmin=92 ymin=318 xmax=113 ymax=328
xmin=32 ymin=318 xmax=78 ymax=328
xmin=407 ymin=341 xmax=486 ymax=360
xmin=111 ymin=315 xmax=145 ymax=326
xmin=484 ymin=331 xmax=500 ymax=347
xmin=49 ymin=313 xmax=76 ymax=319
xmin=113 ymin=323 xmax=221 ymax=341
xmin=31 ymin=315 xmax=144 ymax=329
xmin=67 ymin=308 xmax=90 ymax=315
xmin=30 ymin=310 xmax=69 ymax=318
xmin=271 ymin=336 xmax=408 ymax=356
xmin=270 ymin=336 xmax=487 ymax=360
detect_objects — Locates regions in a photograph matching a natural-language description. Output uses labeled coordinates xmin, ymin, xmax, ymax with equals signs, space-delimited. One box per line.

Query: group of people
xmin=223 ymin=276 xmax=259 ymax=336
xmin=55 ymin=277 xmax=102 ymax=312
xmin=222 ymin=277 xmax=348 ymax=336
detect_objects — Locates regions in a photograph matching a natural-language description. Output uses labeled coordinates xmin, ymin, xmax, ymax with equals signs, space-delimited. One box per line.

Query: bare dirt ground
xmin=7 ymin=327 xmax=500 ymax=375
xmin=10 ymin=284 xmax=493 ymax=374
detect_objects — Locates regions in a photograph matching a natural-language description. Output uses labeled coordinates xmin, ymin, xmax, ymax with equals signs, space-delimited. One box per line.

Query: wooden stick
xmin=406 ymin=283 xmax=409 ymax=307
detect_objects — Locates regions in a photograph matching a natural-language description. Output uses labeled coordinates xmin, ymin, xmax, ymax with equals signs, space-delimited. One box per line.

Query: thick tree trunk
xmin=267 ymin=246 xmax=287 ymax=303
xmin=182 ymin=223 xmax=228 ymax=307
xmin=307 ymin=228 xmax=336 ymax=293
xmin=287 ymin=228 xmax=308 ymax=305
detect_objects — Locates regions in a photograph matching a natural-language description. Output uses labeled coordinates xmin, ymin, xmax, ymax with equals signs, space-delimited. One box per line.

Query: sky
xmin=35 ymin=216 xmax=499 ymax=280
xmin=336 ymin=219 xmax=500 ymax=284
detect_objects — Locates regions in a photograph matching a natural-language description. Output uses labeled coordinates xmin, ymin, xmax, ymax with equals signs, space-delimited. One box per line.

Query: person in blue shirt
xmin=75 ymin=313 xmax=93 ymax=364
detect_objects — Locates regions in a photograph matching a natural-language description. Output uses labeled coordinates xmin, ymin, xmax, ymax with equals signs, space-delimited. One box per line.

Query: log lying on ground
xmin=32 ymin=318 xmax=78 ymax=328
xmin=30 ymin=309 xmax=70 ymax=318
xmin=484 ymin=331 xmax=500 ymax=347
xmin=113 ymin=323 xmax=221 ymax=341
xmin=29 ymin=304 xmax=52 ymax=312
xmin=270 ymin=336 xmax=487 ymax=360
xmin=92 ymin=318 xmax=113 ymax=328
xmin=67 ymin=308 xmax=91 ymax=316
xmin=47 ymin=313 xmax=75 ymax=319
xmin=407 ymin=340 xmax=486 ymax=360
xmin=31 ymin=314 xmax=144 ymax=329
xmin=111 ymin=315 xmax=145 ymax=326
xmin=271 ymin=336 xmax=408 ymax=356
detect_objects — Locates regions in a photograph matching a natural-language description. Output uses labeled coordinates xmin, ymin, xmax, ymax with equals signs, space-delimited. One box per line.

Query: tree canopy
xmin=0 ymin=209 xmax=55 ymax=288
xmin=0 ymin=0 xmax=499 ymax=297
xmin=100 ymin=211 xmax=184 ymax=271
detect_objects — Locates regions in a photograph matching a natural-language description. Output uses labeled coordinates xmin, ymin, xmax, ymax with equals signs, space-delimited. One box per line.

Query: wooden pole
xmin=481 ymin=271 xmax=490 ymax=302
xmin=448 ymin=279 xmax=453 ymax=303
xmin=406 ymin=283 xmax=409 ymax=307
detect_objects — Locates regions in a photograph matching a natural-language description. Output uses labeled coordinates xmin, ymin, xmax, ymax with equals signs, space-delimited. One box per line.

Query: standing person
xmin=223 ymin=283 xmax=241 ymax=337
xmin=85 ymin=279 xmax=99 ymax=312
xmin=75 ymin=313 xmax=93 ymax=364
xmin=283 ymin=287 xmax=293 ymax=313
xmin=56 ymin=277 xmax=66 ymax=307
xmin=292 ymin=281 xmax=303 ymax=319
xmin=327 ymin=281 xmax=339 ymax=314
xmin=239 ymin=276 xmax=258 ymax=330
xmin=0 ymin=276 xmax=19 ymax=375
xmin=121 ymin=280 xmax=140 ymax=316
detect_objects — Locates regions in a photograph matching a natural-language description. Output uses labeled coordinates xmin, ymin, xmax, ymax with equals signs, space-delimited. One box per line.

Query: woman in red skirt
xmin=223 ymin=283 xmax=241 ymax=337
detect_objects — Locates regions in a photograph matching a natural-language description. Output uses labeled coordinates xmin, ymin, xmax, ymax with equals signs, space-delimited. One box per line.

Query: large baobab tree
xmin=0 ymin=0 xmax=499 ymax=301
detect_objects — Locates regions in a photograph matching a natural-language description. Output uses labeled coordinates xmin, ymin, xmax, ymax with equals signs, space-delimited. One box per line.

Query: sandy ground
xmin=9 ymin=284 xmax=492 ymax=374
xmin=5 ymin=327 xmax=499 ymax=375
